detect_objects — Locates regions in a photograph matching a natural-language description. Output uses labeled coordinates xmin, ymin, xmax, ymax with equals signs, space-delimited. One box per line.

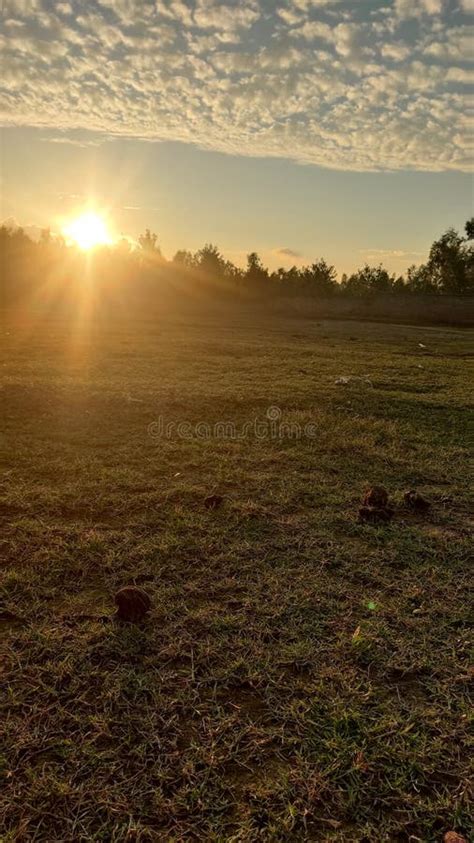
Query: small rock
xmin=359 ymin=506 xmax=394 ymax=525
xmin=204 ymin=494 xmax=223 ymax=510
xmin=444 ymin=832 xmax=467 ymax=843
xmin=114 ymin=586 xmax=151 ymax=622
xmin=404 ymin=490 xmax=431 ymax=512
xmin=363 ymin=486 xmax=389 ymax=508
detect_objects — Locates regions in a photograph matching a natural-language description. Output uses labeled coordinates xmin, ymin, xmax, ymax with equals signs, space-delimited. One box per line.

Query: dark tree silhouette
xmin=173 ymin=250 xmax=196 ymax=269
xmin=341 ymin=264 xmax=394 ymax=296
xmin=300 ymin=259 xmax=338 ymax=295
xmin=246 ymin=252 xmax=269 ymax=285
xmin=1 ymin=219 xmax=473 ymax=308
xmin=195 ymin=244 xmax=226 ymax=278
xmin=424 ymin=228 xmax=473 ymax=294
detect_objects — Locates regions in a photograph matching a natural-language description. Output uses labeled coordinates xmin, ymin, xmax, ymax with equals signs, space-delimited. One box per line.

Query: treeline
xmin=1 ymin=220 xmax=473 ymax=308
xmin=168 ymin=220 xmax=474 ymax=297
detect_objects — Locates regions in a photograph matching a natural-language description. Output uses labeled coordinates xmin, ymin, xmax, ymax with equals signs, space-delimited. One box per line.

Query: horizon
xmin=2 ymin=200 xmax=472 ymax=285
xmin=2 ymin=129 xmax=471 ymax=276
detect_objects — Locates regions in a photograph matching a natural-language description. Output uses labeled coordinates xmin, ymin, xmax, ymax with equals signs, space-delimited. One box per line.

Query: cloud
xmin=122 ymin=204 xmax=160 ymax=210
xmin=394 ymin=0 xmax=444 ymax=18
xmin=423 ymin=27 xmax=473 ymax=61
xmin=1 ymin=0 xmax=472 ymax=172
xmin=277 ymin=7 xmax=303 ymax=26
xmin=381 ymin=42 xmax=411 ymax=61
xmin=193 ymin=1 xmax=260 ymax=31
xmin=290 ymin=20 xmax=333 ymax=40
xmin=40 ymin=135 xmax=104 ymax=147
xmin=360 ymin=248 xmax=426 ymax=260
xmin=274 ymin=247 xmax=302 ymax=258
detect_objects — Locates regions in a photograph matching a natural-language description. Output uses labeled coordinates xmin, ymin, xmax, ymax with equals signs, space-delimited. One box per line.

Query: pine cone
xmin=363 ymin=486 xmax=389 ymax=508
xmin=359 ymin=506 xmax=394 ymax=524
xmin=114 ymin=586 xmax=151 ymax=622
xmin=404 ymin=490 xmax=431 ymax=512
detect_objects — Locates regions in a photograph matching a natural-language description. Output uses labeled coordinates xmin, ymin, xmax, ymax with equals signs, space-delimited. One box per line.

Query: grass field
xmin=1 ymin=307 xmax=473 ymax=842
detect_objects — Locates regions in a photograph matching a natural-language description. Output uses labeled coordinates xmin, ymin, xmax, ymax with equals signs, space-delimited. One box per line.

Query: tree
xmin=223 ymin=260 xmax=244 ymax=283
xmin=405 ymin=264 xmax=436 ymax=294
xmin=300 ymin=259 xmax=338 ymax=295
xmin=271 ymin=266 xmax=301 ymax=291
xmin=425 ymin=227 xmax=473 ymax=294
xmin=195 ymin=243 xmax=226 ymax=278
xmin=173 ymin=250 xmax=196 ymax=269
xmin=393 ymin=275 xmax=406 ymax=294
xmin=245 ymin=252 xmax=269 ymax=286
xmin=404 ymin=224 xmax=473 ymax=295
xmin=342 ymin=264 xmax=394 ymax=296
xmin=138 ymin=229 xmax=161 ymax=256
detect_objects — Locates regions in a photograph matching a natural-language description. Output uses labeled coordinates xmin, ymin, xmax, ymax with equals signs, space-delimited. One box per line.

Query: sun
xmin=63 ymin=212 xmax=112 ymax=250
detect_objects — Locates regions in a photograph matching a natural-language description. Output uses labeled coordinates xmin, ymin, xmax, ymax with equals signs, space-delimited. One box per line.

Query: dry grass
xmin=1 ymin=307 xmax=472 ymax=841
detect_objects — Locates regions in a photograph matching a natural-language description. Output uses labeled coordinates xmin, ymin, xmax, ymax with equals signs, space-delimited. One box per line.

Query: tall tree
xmin=245 ymin=252 xmax=269 ymax=285
xmin=425 ymin=228 xmax=473 ymax=294
xmin=300 ymin=259 xmax=338 ymax=295
xmin=138 ymin=229 xmax=161 ymax=256
xmin=342 ymin=265 xmax=394 ymax=296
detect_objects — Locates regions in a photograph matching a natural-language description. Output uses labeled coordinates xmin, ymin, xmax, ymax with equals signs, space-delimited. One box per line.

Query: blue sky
xmin=1 ymin=0 xmax=473 ymax=273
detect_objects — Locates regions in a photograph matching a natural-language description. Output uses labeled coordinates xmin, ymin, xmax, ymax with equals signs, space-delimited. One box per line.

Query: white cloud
xmin=277 ymin=7 xmax=303 ymax=25
xmin=423 ymin=26 xmax=474 ymax=60
xmin=394 ymin=0 xmax=445 ymax=18
xmin=291 ymin=20 xmax=333 ymax=40
xmin=193 ymin=1 xmax=260 ymax=31
xmin=333 ymin=22 xmax=372 ymax=62
xmin=445 ymin=66 xmax=472 ymax=83
xmin=40 ymin=135 xmax=104 ymax=146
xmin=360 ymin=248 xmax=425 ymax=259
xmin=381 ymin=42 xmax=411 ymax=61
xmin=1 ymin=0 xmax=472 ymax=172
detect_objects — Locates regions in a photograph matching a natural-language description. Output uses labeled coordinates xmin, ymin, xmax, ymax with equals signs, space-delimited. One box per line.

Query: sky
xmin=1 ymin=0 xmax=473 ymax=275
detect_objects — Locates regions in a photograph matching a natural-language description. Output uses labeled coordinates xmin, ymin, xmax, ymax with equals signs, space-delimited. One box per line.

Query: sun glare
xmin=63 ymin=212 xmax=112 ymax=250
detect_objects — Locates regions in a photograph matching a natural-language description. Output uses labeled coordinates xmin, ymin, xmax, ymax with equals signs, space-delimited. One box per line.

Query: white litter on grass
xmin=418 ymin=343 xmax=427 ymax=348
xmin=335 ymin=375 xmax=373 ymax=387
